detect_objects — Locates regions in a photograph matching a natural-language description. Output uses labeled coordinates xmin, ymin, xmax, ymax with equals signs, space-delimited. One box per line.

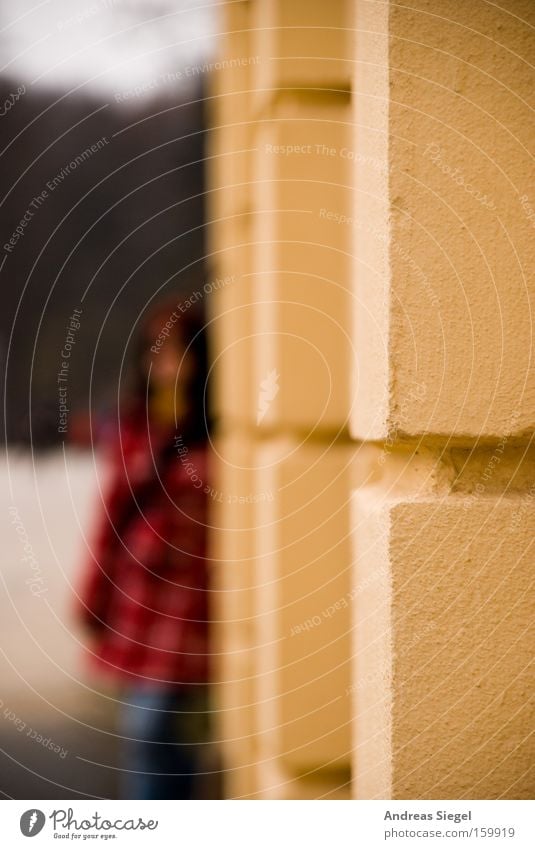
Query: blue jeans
xmin=118 ymin=686 xmax=210 ymax=800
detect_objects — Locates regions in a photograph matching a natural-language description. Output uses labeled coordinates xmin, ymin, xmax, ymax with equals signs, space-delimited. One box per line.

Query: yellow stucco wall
xmin=351 ymin=0 xmax=534 ymax=799
xmin=209 ymin=0 xmax=535 ymax=800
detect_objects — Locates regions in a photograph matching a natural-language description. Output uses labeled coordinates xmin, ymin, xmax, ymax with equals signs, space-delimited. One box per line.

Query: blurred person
xmin=76 ymin=300 xmax=211 ymax=800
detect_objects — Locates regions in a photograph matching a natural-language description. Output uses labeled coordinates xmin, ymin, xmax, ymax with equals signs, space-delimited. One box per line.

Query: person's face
xmin=148 ymin=335 xmax=195 ymax=391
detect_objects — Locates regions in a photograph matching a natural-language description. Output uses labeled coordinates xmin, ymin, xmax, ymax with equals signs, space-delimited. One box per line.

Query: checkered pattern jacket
xmin=77 ymin=412 xmax=210 ymax=687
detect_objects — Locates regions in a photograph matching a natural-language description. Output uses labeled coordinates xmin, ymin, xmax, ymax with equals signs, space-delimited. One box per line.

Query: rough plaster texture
xmin=352 ymin=446 xmax=535 ymax=799
xmin=352 ymin=0 xmax=535 ymax=441
xmin=389 ymin=499 xmax=534 ymax=799
xmin=350 ymin=0 xmax=535 ymax=800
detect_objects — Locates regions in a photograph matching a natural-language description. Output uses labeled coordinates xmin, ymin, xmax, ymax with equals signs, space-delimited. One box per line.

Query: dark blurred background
xmin=0 ymin=79 xmax=205 ymax=448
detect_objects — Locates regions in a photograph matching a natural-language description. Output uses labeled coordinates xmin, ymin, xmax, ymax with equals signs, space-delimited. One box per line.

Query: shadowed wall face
xmin=208 ymin=0 xmax=354 ymax=800
xmin=0 ymin=0 xmax=215 ymax=801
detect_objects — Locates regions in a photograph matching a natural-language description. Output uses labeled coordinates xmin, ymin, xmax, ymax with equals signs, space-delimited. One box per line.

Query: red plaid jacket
xmin=77 ymin=411 xmax=210 ymax=687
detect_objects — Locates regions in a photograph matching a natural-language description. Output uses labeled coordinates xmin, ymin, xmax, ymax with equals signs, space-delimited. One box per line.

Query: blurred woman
xmin=77 ymin=301 xmax=211 ymax=800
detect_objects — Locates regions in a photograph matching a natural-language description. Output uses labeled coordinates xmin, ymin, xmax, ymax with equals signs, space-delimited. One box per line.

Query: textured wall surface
xmin=351 ymin=0 xmax=535 ymax=799
xmin=209 ymin=0 xmax=534 ymax=800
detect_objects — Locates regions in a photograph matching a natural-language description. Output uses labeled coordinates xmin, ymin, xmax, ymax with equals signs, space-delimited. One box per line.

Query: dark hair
xmin=128 ymin=297 xmax=210 ymax=444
